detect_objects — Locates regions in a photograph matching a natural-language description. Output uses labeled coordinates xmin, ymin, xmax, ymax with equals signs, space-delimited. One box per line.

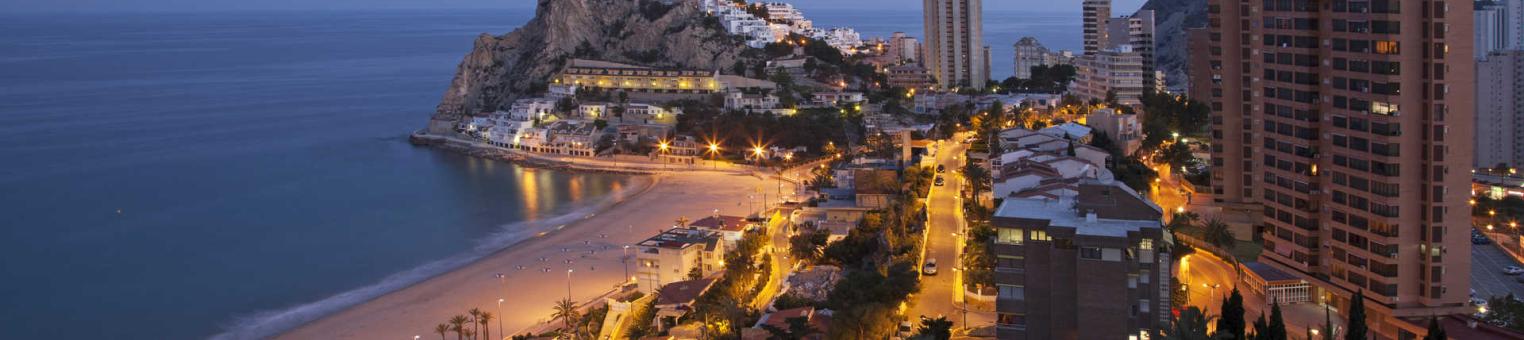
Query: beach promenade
xmin=279 ymin=171 xmax=793 ymax=339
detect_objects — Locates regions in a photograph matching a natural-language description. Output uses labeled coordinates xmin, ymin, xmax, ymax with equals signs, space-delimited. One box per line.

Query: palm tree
xmin=1164 ymin=306 xmax=1215 ymax=340
xmin=461 ymin=328 xmax=475 ymax=340
xmin=1203 ymin=218 xmax=1236 ymax=252
xmin=468 ymin=308 xmax=483 ymax=339
xmin=435 ymin=323 xmax=450 ymax=340
xmin=477 ymin=312 xmax=494 ymax=340
xmin=961 ymin=163 xmax=991 ymax=199
xmin=449 ymin=315 xmax=470 ymax=340
xmin=552 ymin=298 xmax=580 ymax=333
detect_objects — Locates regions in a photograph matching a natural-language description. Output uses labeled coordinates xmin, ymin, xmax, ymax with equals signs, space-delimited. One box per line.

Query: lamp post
xmin=658 ymin=140 xmax=670 ymax=171
xmin=496 ymin=298 xmax=505 ymax=338
xmin=622 ymin=245 xmax=632 ymax=285
xmin=708 ymin=143 xmax=720 ymax=170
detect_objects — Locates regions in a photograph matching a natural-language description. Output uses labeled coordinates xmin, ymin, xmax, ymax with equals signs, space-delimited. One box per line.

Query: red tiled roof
xmin=656 ymin=278 xmax=715 ymax=306
xmin=690 ymin=215 xmax=750 ymax=232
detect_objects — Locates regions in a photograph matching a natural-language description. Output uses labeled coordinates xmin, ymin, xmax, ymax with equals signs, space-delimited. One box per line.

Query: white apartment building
xmin=1069 ymin=45 xmax=1145 ymax=107
xmin=1476 ymin=51 xmax=1524 ymax=168
xmin=634 ymin=227 xmax=726 ymax=293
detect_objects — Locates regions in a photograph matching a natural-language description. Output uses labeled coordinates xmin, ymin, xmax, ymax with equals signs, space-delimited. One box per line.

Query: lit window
xmin=997 ymin=228 xmax=1025 ymax=244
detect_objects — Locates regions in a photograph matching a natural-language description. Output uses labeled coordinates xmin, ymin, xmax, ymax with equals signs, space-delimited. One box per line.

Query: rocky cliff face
xmin=1142 ymin=0 xmax=1207 ymax=90
xmin=429 ymin=0 xmax=748 ymax=129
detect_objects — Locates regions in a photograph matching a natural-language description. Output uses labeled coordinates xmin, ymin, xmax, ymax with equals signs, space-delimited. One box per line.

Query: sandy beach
xmin=276 ymin=170 xmax=792 ymax=339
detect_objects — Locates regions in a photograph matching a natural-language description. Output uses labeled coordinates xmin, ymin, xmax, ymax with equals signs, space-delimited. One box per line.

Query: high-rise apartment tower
xmin=1190 ymin=0 xmax=1475 ymax=337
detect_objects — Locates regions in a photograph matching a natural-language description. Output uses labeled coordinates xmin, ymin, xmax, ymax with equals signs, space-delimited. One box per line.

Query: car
xmin=897 ymin=321 xmax=914 ymax=338
xmin=1474 ymin=297 xmax=1490 ymax=306
xmin=934 ymin=176 xmax=945 ymax=186
xmin=923 ymin=259 xmax=938 ymax=275
xmin=1476 ymin=236 xmax=1493 ymax=245
xmin=1505 ymin=266 xmax=1524 ymax=275
xmin=936 ymin=165 xmax=946 ymax=173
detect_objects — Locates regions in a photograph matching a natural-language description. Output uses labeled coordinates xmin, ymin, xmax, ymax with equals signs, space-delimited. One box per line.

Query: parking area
xmin=1472 ymin=238 xmax=1524 ymax=301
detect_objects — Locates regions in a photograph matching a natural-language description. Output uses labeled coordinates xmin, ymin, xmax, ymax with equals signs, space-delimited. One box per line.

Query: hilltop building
xmin=553 ymin=59 xmax=719 ymax=94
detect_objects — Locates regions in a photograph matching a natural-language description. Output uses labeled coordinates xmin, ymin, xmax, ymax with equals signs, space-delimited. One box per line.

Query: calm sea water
xmin=0 ymin=8 xmax=1079 ymax=339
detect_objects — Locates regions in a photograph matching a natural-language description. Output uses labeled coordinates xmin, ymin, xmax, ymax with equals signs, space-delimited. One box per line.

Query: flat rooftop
xmin=993 ymin=179 xmax=1161 ymax=237
xmin=638 ymin=227 xmax=721 ymax=249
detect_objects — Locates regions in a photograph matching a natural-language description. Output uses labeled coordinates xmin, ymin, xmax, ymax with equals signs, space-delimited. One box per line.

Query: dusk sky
xmin=1 ymin=0 xmax=1147 ymax=14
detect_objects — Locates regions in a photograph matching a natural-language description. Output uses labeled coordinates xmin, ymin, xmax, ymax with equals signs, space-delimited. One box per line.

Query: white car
xmin=923 ymin=259 xmax=938 ymax=275
xmin=1504 ymin=266 xmax=1524 ymax=275
xmin=1474 ymin=297 xmax=1489 ymax=306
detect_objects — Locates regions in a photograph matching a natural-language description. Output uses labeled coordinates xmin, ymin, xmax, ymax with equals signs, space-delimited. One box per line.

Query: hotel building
xmin=553 ymin=59 xmax=719 ymax=94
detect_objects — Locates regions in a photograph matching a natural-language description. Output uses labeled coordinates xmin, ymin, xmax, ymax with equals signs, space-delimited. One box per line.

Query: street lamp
xmin=707 ymin=142 xmax=720 ymax=170
xmin=658 ymin=140 xmax=670 ymax=171
xmin=623 ymin=245 xmax=632 ymax=284
xmin=566 ymin=269 xmax=574 ymax=303
xmin=496 ymin=298 xmax=505 ymax=338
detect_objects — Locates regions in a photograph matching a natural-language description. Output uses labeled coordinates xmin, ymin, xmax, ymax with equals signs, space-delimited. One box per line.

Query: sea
xmin=0 ymin=8 xmax=1080 ymax=339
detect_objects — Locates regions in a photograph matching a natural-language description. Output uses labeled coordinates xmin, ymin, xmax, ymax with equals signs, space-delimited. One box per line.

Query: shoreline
xmin=269 ymin=140 xmax=786 ymax=339
xmin=409 ymin=130 xmax=759 ymax=176
xmin=213 ymin=170 xmax=658 ymax=340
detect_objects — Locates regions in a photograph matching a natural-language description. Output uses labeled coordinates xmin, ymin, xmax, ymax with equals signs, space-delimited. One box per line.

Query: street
xmin=1473 ymin=238 xmax=1524 ymax=302
xmin=1176 ymin=252 xmax=1341 ymax=336
xmin=907 ymin=137 xmax=993 ymax=331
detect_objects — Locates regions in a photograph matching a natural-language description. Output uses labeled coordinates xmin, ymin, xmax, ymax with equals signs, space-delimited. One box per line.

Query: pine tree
xmin=1422 ymin=316 xmax=1446 ymax=340
xmin=1347 ymin=291 xmax=1368 ymax=340
xmin=1251 ymin=313 xmax=1270 ymax=340
xmin=1215 ymin=288 xmax=1246 ymax=339
xmin=1267 ymin=300 xmax=1287 ymax=340
xmin=1322 ymin=304 xmax=1335 ymax=340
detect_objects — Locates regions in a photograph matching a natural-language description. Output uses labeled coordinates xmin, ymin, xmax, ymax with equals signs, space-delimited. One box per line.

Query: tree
xmin=435 ymin=323 xmax=450 ymax=340
xmin=687 ymin=266 xmax=703 ymax=280
xmin=478 ymin=312 xmax=494 ymax=340
xmin=961 ymin=164 xmax=991 ymax=199
xmin=914 ymin=316 xmax=954 ymax=340
xmin=468 ymin=308 xmax=482 ymax=339
xmin=789 ymin=229 xmax=829 ymax=264
xmin=460 ymin=328 xmax=474 ymax=340
xmin=1252 ymin=313 xmax=1270 ymax=340
xmin=1267 ymin=300 xmax=1288 ymax=340
xmin=448 ymin=315 xmax=470 ymax=340
xmin=1204 ymin=219 xmax=1236 ymax=252
xmin=1168 ymin=211 xmax=1201 ymax=232
xmin=1214 ymin=288 xmax=1246 ymax=340
xmin=1347 ymin=291 xmax=1368 ymax=340
xmin=1165 ymin=307 xmax=1214 ymax=340
xmin=760 ymin=316 xmax=820 ymax=340
xmin=1423 ymin=316 xmax=1446 ymax=340
xmin=552 ymin=298 xmax=580 ymax=333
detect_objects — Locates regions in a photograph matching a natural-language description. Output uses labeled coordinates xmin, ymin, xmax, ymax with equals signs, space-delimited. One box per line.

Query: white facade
xmin=509 ymin=98 xmax=555 ymax=122
xmin=1476 ymin=51 xmax=1524 ymax=168
xmin=1085 ymin=108 xmax=1143 ymax=155
xmin=1069 ymin=45 xmax=1145 ymax=107
xmin=922 ymin=0 xmax=986 ymax=89
xmin=725 ymin=92 xmax=781 ymax=111
xmin=1477 ymin=1 xmax=1510 ymax=59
